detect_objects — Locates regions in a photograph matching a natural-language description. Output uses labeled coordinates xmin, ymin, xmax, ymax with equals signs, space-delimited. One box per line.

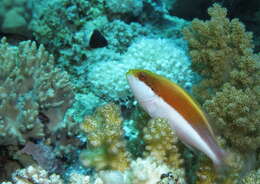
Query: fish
xmin=89 ymin=29 xmax=108 ymax=48
xmin=126 ymin=69 xmax=227 ymax=168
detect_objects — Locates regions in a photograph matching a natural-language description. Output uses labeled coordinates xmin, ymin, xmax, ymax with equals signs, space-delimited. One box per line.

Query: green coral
xmin=241 ymin=168 xmax=260 ymax=184
xmin=30 ymin=0 xmax=105 ymax=51
xmin=183 ymin=3 xmax=258 ymax=100
xmin=80 ymin=103 xmax=130 ymax=171
xmin=183 ymin=3 xmax=260 ymax=151
xmin=204 ymin=83 xmax=260 ymax=150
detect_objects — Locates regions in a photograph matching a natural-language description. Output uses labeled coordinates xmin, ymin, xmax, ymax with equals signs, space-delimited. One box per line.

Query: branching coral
xmin=3 ymin=158 xmax=187 ymax=184
xmin=2 ymin=165 xmax=104 ymax=184
xmin=125 ymin=156 xmax=186 ymax=184
xmin=0 ymin=38 xmax=74 ymax=145
xmin=29 ymin=0 xmax=105 ymax=51
xmin=104 ymin=0 xmax=143 ymax=16
xmin=101 ymin=20 xmax=149 ymax=53
xmin=80 ymin=103 xmax=130 ymax=171
xmin=143 ymin=118 xmax=183 ymax=169
xmin=196 ymin=153 xmax=243 ymax=184
xmin=87 ymin=37 xmax=196 ymax=102
xmin=241 ymin=168 xmax=260 ymax=184
xmin=2 ymin=165 xmax=63 ymax=184
xmin=182 ymin=3 xmax=260 ymax=151
xmin=204 ymin=83 xmax=260 ymax=150
xmin=183 ymin=3 xmax=256 ymax=95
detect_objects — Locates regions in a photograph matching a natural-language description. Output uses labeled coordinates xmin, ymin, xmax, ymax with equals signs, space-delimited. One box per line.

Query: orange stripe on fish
xmin=127 ymin=69 xmax=227 ymax=167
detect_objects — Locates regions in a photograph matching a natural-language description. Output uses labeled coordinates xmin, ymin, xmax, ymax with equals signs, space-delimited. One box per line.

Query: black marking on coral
xmin=89 ymin=29 xmax=108 ymax=48
xmin=38 ymin=112 xmax=50 ymax=124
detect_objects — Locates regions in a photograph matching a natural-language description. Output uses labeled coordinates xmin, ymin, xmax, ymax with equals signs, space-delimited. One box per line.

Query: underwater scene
xmin=0 ymin=0 xmax=259 ymax=183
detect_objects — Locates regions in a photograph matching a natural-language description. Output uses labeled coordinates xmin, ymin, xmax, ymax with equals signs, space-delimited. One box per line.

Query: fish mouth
xmin=126 ymin=69 xmax=138 ymax=76
xmin=126 ymin=69 xmax=150 ymax=76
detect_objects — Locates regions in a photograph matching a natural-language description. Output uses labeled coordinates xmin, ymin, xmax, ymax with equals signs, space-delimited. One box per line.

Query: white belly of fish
xmin=127 ymin=75 xmax=219 ymax=165
xmin=142 ymin=93 xmax=219 ymax=165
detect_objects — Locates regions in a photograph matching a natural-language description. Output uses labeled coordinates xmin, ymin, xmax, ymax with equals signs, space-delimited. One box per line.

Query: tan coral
xmin=183 ymin=3 xmax=260 ymax=151
xmin=80 ymin=103 xmax=130 ymax=171
xmin=0 ymin=38 xmax=74 ymax=145
xmin=204 ymin=83 xmax=260 ymax=150
xmin=182 ymin=3 xmax=257 ymax=102
xmin=143 ymin=118 xmax=183 ymax=169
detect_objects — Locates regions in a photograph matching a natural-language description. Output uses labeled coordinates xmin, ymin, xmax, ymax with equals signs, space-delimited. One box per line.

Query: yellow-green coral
xmin=196 ymin=154 xmax=242 ymax=184
xmin=204 ymin=83 xmax=260 ymax=150
xmin=241 ymin=168 xmax=260 ymax=184
xmin=183 ymin=3 xmax=260 ymax=151
xmin=196 ymin=137 xmax=245 ymax=184
xmin=183 ymin=3 xmax=258 ymax=101
xmin=80 ymin=103 xmax=130 ymax=171
xmin=143 ymin=118 xmax=183 ymax=169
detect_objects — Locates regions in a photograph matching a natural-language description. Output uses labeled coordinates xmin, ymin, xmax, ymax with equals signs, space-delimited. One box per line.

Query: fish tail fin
xmin=213 ymin=149 xmax=234 ymax=174
xmin=214 ymin=150 xmax=256 ymax=182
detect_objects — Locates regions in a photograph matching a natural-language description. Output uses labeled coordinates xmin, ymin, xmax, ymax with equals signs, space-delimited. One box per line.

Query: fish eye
xmin=138 ymin=72 xmax=146 ymax=80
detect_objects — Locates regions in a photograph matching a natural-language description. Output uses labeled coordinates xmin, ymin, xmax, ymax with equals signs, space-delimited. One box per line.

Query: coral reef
xmin=80 ymin=103 xmax=130 ymax=171
xmin=241 ymin=168 xmax=260 ymax=184
xmin=3 ymin=156 xmax=187 ymax=184
xmin=2 ymin=165 xmax=63 ymax=184
xmin=29 ymin=0 xmax=105 ymax=52
xmin=104 ymin=0 xmax=143 ymax=16
xmin=0 ymin=38 xmax=74 ymax=145
xmin=195 ymin=153 xmax=243 ymax=184
xmin=0 ymin=0 xmax=31 ymax=34
xmin=183 ymin=3 xmax=256 ymax=97
xmin=143 ymin=118 xmax=183 ymax=169
xmin=204 ymin=83 xmax=260 ymax=150
xmin=1 ymin=1 xmax=259 ymax=184
xmin=125 ymin=156 xmax=186 ymax=184
xmin=2 ymin=165 xmax=102 ymax=184
xmin=183 ymin=3 xmax=260 ymax=151
xmin=87 ymin=37 xmax=196 ymax=102
xmin=101 ymin=20 xmax=149 ymax=53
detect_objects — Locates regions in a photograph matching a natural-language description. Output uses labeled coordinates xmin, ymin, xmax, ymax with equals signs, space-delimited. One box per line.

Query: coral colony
xmin=0 ymin=0 xmax=259 ymax=184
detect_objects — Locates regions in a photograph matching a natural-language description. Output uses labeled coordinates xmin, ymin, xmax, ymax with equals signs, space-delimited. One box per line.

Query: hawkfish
xmin=127 ymin=69 xmax=227 ymax=168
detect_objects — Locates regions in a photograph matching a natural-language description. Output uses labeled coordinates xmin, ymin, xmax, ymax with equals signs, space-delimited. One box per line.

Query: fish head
xmin=126 ymin=69 xmax=156 ymax=102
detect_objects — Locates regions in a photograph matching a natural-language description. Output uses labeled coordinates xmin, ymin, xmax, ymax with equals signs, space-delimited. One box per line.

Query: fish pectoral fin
xmin=182 ymin=141 xmax=199 ymax=155
xmin=139 ymin=95 xmax=160 ymax=117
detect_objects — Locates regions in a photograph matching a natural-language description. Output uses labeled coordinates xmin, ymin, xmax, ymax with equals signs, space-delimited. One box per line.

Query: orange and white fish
xmin=127 ymin=69 xmax=227 ymax=167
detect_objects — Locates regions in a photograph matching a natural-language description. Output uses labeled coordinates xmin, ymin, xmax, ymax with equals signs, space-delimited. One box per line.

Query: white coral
xmin=125 ymin=156 xmax=186 ymax=184
xmin=87 ymin=37 xmax=196 ymax=102
xmin=12 ymin=165 xmax=63 ymax=184
xmin=105 ymin=0 xmax=143 ymax=16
